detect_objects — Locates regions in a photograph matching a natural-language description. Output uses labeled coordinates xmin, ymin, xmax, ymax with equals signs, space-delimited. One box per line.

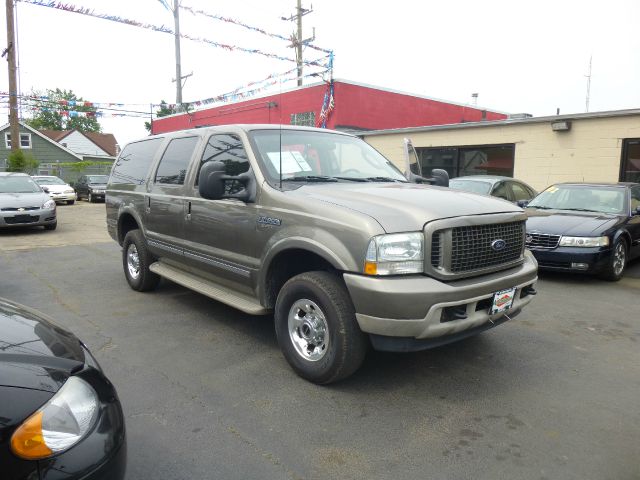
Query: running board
xmin=149 ymin=262 xmax=268 ymax=315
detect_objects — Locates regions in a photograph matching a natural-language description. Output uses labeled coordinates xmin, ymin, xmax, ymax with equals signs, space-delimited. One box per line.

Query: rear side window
xmin=510 ymin=182 xmax=533 ymax=201
xmin=155 ymin=136 xmax=199 ymax=185
xmin=110 ymin=138 xmax=164 ymax=185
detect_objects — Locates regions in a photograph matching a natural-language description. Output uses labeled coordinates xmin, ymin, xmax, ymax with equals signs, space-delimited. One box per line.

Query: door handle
xmin=145 ymin=196 xmax=151 ymax=214
xmin=186 ymin=201 xmax=192 ymax=221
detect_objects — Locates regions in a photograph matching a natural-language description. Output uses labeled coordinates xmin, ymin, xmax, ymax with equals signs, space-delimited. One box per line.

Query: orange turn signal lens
xmin=10 ymin=411 xmax=54 ymax=459
xmin=364 ymin=261 xmax=377 ymax=275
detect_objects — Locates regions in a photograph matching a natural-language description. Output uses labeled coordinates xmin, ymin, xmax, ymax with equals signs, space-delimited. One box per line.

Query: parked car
xmin=524 ymin=182 xmax=640 ymax=280
xmin=449 ymin=175 xmax=537 ymax=203
xmin=0 ymin=172 xmax=57 ymax=230
xmin=0 ymin=297 xmax=126 ymax=479
xmin=106 ymin=125 xmax=537 ymax=384
xmin=75 ymin=175 xmax=109 ymax=202
xmin=32 ymin=175 xmax=77 ymax=205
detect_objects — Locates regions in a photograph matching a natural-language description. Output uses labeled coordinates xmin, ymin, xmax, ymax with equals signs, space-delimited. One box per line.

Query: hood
xmin=43 ymin=185 xmax=71 ymax=194
xmin=291 ymin=182 xmax=521 ymax=232
xmin=0 ymin=192 xmax=50 ymax=209
xmin=525 ymin=208 xmax=621 ymax=236
xmin=0 ymin=298 xmax=84 ymax=393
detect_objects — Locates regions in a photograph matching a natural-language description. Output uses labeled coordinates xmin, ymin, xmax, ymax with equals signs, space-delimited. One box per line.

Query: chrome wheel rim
xmin=288 ymin=299 xmax=329 ymax=362
xmin=126 ymin=243 xmax=141 ymax=279
xmin=613 ymin=242 xmax=626 ymax=276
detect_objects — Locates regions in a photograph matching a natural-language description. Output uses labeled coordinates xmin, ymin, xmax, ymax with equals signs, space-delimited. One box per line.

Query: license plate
xmin=490 ymin=287 xmax=516 ymax=315
xmin=13 ymin=214 xmax=31 ymax=223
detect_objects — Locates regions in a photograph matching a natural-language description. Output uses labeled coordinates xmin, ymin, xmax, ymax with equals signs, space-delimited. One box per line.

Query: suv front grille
xmin=449 ymin=221 xmax=525 ymax=273
xmin=525 ymin=233 xmax=560 ymax=249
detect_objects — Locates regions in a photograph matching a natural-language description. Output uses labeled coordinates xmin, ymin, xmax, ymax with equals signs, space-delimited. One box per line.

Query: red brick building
xmin=151 ymin=79 xmax=508 ymax=134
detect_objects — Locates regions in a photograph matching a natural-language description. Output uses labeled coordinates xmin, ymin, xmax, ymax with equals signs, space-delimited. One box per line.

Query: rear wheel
xmin=274 ymin=271 xmax=367 ymax=384
xmin=601 ymin=238 xmax=627 ymax=281
xmin=122 ymin=230 xmax=160 ymax=291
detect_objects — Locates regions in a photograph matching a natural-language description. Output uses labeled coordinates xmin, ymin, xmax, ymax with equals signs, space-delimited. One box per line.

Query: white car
xmin=32 ymin=176 xmax=77 ymax=205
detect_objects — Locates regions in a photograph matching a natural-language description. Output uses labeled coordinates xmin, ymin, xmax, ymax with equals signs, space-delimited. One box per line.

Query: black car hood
xmin=525 ymin=209 xmax=621 ymax=236
xmin=0 ymin=298 xmax=84 ymax=393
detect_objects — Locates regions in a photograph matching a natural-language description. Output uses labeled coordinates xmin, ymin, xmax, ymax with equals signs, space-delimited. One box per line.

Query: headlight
xmin=11 ymin=376 xmax=99 ymax=459
xmin=559 ymin=236 xmax=610 ymax=247
xmin=64 ymin=189 xmax=74 ymax=193
xmin=365 ymin=232 xmax=423 ymax=275
xmin=42 ymin=199 xmax=56 ymax=209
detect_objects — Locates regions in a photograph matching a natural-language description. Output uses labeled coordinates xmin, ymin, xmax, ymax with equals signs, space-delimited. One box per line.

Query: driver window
xmin=198 ymin=134 xmax=250 ymax=194
xmin=492 ymin=182 xmax=510 ymax=200
xmin=631 ymin=186 xmax=640 ymax=211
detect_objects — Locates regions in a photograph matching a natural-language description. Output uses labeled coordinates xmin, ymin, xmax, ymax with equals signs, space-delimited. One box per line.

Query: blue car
xmin=524 ymin=182 xmax=640 ymax=280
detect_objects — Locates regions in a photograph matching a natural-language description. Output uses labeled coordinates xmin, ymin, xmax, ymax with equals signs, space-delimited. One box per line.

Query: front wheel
xmin=274 ymin=271 xmax=367 ymax=384
xmin=601 ymin=238 xmax=627 ymax=281
xmin=88 ymin=193 xmax=93 ymax=203
xmin=122 ymin=230 xmax=160 ymax=291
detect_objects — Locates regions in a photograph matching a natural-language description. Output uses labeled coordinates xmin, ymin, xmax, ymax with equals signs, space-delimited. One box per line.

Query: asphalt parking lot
xmin=1 ymin=201 xmax=639 ymax=480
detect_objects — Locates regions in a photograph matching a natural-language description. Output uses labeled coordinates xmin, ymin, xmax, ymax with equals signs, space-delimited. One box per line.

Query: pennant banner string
xmin=17 ymin=0 xmax=327 ymax=67
xmin=180 ymin=5 xmax=332 ymax=55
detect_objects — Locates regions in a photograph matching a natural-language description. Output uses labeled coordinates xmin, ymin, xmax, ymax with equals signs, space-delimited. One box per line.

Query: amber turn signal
xmin=10 ymin=411 xmax=54 ymax=459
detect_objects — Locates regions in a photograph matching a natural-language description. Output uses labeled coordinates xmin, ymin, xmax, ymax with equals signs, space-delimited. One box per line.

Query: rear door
xmin=145 ymin=135 xmax=201 ymax=262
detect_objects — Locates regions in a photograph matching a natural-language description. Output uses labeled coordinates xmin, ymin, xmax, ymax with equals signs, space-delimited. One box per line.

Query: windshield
xmin=0 ymin=176 xmax=43 ymax=194
xmin=34 ymin=176 xmax=66 ymax=185
xmin=528 ymin=184 xmax=627 ymax=215
xmin=449 ymin=179 xmax=492 ymax=195
xmin=87 ymin=175 xmax=109 ymax=184
xmin=249 ymin=130 xmax=407 ymax=184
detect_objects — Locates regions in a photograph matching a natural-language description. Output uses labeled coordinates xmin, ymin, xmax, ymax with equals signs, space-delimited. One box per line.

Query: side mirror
xmin=198 ymin=160 xmax=254 ymax=202
xmin=634 ymin=205 xmax=640 ymax=216
xmin=429 ymin=169 xmax=449 ymax=188
xmin=41 ymin=186 xmax=49 ymax=193
xmin=199 ymin=161 xmax=227 ymax=200
xmin=517 ymin=200 xmax=530 ymax=208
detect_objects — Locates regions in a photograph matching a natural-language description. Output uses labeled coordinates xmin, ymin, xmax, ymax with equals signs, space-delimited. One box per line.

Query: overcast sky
xmin=2 ymin=0 xmax=639 ymax=146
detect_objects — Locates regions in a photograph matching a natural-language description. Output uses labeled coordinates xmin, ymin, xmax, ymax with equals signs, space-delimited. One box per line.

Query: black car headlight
xmin=559 ymin=236 xmax=609 ymax=247
xmin=11 ymin=376 xmax=99 ymax=459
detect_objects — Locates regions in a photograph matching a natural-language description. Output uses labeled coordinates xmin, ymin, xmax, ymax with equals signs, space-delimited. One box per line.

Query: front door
xmin=182 ymin=133 xmax=259 ymax=293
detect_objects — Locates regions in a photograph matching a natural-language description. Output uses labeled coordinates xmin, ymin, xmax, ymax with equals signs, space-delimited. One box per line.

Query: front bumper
xmin=343 ymin=250 xmax=538 ymax=344
xmin=529 ymin=246 xmax=612 ymax=273
xmin=0 ymin=208 xmax=57 ymax=228
xmin=49 ymin=192 xmax=77 ymax=202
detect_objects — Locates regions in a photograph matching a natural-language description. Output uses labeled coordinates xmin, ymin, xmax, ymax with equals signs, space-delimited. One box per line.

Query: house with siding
xmin=0 ymin=122 xmax=119 ymax=182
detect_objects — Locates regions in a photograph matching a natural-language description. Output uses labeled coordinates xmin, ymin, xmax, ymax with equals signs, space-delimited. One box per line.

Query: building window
xmin=620 ymin=139 xmax=640 ymax=183
xmin=415 ymin=144 xmax=515 ymax=178
xmin=4 ymin=132 xmax=32 ymax=149
xmin=290 ymin=112 xmax=315 ymax=127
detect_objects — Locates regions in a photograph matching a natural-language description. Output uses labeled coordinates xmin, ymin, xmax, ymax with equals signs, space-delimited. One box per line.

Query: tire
xmin=274 ymin=271 xmax=368 ymax=384
xmin=601 ymin=238 xmax=627 ymax=281
xmin=88 ymin=193 xmax=93 ymax=203
xmin=44 ymin=221 xmax=57 ymax=231
xmin=122 ymin=229 xmax=160 ymax=291
xmin=67 ymin=200 xmax=75 ymax=205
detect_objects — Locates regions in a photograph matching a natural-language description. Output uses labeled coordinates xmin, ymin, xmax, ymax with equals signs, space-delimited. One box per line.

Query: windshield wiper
xmin=364 ymin=176 xmax=406 ymax=182
xmin=527 ymin=205 xmax=552 ymax=209
xmin=281 ymin=175 xmax=338 ymax=183
xmin=560 ymin=208 xmax=600 ymax=212
xmin=333 ymin=176 xmax=368 ymax=182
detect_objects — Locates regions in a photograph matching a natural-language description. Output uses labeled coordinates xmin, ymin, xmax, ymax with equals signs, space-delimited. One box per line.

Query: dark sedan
xmin=449 ymin=175 xmax=537 ymax=203
xmin=0 ymin=298 xmax=126 ymax=479
xmin=524 ymin=182 xmax=640 ymax=280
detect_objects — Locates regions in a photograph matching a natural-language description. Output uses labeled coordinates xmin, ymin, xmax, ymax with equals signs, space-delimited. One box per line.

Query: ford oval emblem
xmin=491 ymin=239 xmax=507 ymax=252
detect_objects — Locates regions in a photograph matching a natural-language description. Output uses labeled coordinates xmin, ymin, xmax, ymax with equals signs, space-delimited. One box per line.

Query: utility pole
xmin=585 ymin=55 xmax=592 ymax=113
xmin=282 ymin=0 xmax=315 ymax=86
xmin=5 ymin=0 xmax=20 ymax=152
xmin=173 ymin=0 xmax=183 ymax=108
